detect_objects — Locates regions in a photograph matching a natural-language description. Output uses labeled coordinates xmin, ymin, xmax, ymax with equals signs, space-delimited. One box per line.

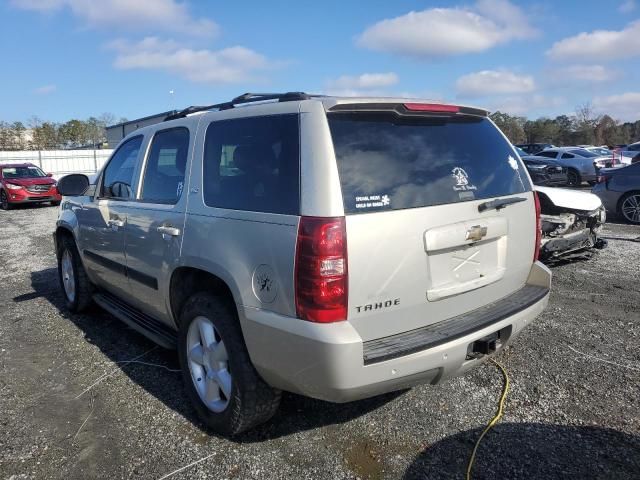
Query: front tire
xmin=57 ymin=236 xmax=93 ymax=312
xmin=0 ymin=190 xmax=12 ymax=210
xmin=178 ymin=292 xmax=281 ymax=436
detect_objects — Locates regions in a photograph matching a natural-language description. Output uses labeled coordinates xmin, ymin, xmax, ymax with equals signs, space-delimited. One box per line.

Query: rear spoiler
xmin=328 ymin=103 xmax=488 ymax=117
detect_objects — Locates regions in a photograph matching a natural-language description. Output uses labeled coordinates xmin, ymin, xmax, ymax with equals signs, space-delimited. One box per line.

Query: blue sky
xmin=2 ymin=0 xmax=640 ymax=124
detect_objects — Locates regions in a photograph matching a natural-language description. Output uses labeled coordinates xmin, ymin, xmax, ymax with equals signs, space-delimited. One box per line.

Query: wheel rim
xmin=186 ymin=316 xmax=232 ymax=413
xmin=622 ymin=194 xmax=640 ymax=223
xmin=567 ymin=171 xmax=579 ymax=186
xmin=61 ymin=250 xmax=76 ymax=302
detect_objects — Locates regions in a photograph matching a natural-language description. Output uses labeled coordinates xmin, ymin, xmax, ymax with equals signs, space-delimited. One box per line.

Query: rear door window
xmin=327 ymin=113 xmax=529 ymax=214
xmin=203 ymin=114 xmax=300 ymax=215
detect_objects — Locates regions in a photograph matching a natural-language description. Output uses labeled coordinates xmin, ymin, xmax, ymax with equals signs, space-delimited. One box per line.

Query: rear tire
xmin=57 ymin=235 xmax=93 ymax=312
xmin=618 ymin=191 xmax=640 ymax=224
xmin=567 ymin=169 xmax=581 ymax=187
xmin=1 ymin=190 xmax=12 ymax=210
xmin=178 ymin=292 xmax=281 ymax=436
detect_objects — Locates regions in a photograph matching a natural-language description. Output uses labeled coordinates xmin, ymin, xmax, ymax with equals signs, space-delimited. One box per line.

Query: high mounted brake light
xmin=403 ymin=103 xmax=460 ymax=113
xmin=295 ymin=217 xmax=348 ymax=323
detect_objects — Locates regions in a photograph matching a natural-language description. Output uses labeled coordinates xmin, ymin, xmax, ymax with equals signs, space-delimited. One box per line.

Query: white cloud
xmin=356 ymin=0 xmax=537 ymax=58
xmin=547 ymin=21 xmax=640 ymax=62
xmin=11 ymin=0 xmax=217 ymax=36
xmin=547 ymin=65 xmax=621 ymax=84
xmin=326 ymin=73 xmax=399 ymax=90
xmin=593 ymin=92 xmax=640 ymax=121
xmin=33 ymin=84 xmax=56 ymax=95
xmin=107 ymin=37 xmax=272 ymax=84
xmin=456 ymin=70 xmax=535 ymax=97
xmin=619 ymin=0 xmax=636 ymax=12
xmin=488 ymin=95 xmax=566 ymax=116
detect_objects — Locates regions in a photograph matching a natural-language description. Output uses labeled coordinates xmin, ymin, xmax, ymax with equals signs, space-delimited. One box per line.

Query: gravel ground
xmin=0 ymin=204 xmax=639 ymax=480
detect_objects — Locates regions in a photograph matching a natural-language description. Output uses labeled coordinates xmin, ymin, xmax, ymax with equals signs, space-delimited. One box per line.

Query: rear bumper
xmin=242 ymin=262 xmax=551 ymax=403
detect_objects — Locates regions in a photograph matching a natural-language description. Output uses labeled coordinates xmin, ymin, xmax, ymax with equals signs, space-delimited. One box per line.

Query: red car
xmin=0 ymin=163 xmax=62 ymax=210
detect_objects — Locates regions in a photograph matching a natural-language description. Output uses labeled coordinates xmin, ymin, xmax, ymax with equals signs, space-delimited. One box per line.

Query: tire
xmin=178 ymin=292 xmax=281 ymax=436
xmin=0 ymin=190 xmax=12 ymax=210
xmin=567 ymin=169 xmax=581 ymax=187
xmin=618 ymin=191 xmax=640 ymax=224
xmin=57 ymin=235 xmax=93 ymax=312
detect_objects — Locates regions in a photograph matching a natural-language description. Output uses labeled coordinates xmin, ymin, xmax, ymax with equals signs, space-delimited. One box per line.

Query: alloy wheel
xmin=621 ymin=194 xmax=640 ymax=224
xmin=186 ymin=316 xmax=232 ymax=413
xmin=61 ymin=249 xmax=76 ymax=302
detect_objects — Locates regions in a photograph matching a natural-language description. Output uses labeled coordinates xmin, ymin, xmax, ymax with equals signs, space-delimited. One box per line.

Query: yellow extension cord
xmin=465 ymin=358 xmax=510 ymax=480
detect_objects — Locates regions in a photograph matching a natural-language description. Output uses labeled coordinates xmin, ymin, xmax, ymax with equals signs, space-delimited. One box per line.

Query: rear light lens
xmin=403 ymin=103 xmax=459 ymax=113
xmin=295 ymin=216 xmax=348 ymax=323
xmin=596 ymin=174 xmax=610 ymax=184
xmin=533 ymin=192 xmax=542 ymax=262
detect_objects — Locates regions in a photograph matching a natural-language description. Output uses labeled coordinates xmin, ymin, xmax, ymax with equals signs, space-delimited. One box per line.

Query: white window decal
xmin=508 ymin=155 xmax=519 ymax=170
xmin=451 ymin=167 xmax=477 ymax=192
xmin=355 ymin=194 xmax=391 ymax=209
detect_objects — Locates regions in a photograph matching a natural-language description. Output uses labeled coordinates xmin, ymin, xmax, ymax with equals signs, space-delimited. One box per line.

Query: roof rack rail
xmin=164 ymin=91 xmax=313 ymax=121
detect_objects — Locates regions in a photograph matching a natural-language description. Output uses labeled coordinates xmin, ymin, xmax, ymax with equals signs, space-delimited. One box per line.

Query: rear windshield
xmin=328 ymin=113 xmax=530 ymax=213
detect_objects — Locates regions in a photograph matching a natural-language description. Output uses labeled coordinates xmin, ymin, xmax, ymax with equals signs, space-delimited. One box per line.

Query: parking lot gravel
xmin=0 ymin=204 xmax=639 ymax=480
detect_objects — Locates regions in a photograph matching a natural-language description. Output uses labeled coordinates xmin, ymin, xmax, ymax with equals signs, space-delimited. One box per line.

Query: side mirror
xmin=57 ymin=174 xmax=90 ymax=196
xmin=47 ymin=173 xmax=53 ymax=177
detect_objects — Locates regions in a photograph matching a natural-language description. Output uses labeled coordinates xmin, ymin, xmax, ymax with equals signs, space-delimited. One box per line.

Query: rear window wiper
xmin=478 ymin=196 xmax=527 ymax=212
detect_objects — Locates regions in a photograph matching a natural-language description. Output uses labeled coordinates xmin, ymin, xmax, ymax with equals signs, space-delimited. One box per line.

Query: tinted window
xmin=102 ymin=136 xmax=143 ymax=199
xmin=537 ymin=151 xmax=558 ymax=159
xmin=561 ymin=153 xmax=575 ymax=159
xmin=328 ymin=113 xmax=529 ymax=213
xmin=203 ymin=114 xmax=299 ymax=214
xmin=568 ymin=148 xmax=597 ymax=158
xmin=141 ymin=128 xmax=189 ymax=204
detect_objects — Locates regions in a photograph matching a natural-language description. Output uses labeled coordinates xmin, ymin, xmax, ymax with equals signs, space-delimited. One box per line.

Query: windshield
xmin=515 ymin=147 xmax=528 ymax=157
xmin=590 ymin=147 xmax=611 ymax=155
xmin=328 ymin=113 xmax=530 ymax=214
xmin=568 ymin=149 xmax=598 ymax=158
xmin=1 ymin=166 xmax=47 ymax=179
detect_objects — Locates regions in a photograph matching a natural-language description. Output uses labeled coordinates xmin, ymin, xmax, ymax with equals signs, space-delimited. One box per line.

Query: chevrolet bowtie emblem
xmin=465 ymin=225 xmax=488 ymax=242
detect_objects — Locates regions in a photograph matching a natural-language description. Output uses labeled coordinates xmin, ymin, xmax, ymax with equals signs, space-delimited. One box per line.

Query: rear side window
xmin=328 ymin=113 xmax=529 ymax=214
xmin=141 ymin=127 xmax=189 ymax=204
xmin=101 ymin=136 xmax=143 ymax=199
xmin=203 ymin=114 xmax=299 ymax=214
xmin=537 ymin=151 xmax=558 ymax=159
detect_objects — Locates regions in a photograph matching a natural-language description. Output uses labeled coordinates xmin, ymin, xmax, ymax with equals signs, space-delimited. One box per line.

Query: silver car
xmin=535 ymin=147 xmax=604 ymax=186
xmin=54 ymin=93 xmax=551 ymax=435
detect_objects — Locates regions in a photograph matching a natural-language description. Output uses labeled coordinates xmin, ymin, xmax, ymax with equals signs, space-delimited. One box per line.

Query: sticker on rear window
xmin=508 ymin=155 xmax=519 ymax=170
xmin=451 ymin=167 xmax=477 ymax=192
xmin=355 ymin=194 xmax=391 ymax=209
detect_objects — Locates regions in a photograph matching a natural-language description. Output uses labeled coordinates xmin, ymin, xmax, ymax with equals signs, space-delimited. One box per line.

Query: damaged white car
xmin=535 ymin=186 xmax=607 ymax=261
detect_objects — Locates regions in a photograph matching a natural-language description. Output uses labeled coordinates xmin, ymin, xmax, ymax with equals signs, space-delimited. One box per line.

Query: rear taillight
xmin=596 ymin=174 xmax=610 ymax=184
xmin=403 ymin=103 xmax=459 ymax=113
xmin=533 ymin=192 xmax=542 ymax=262
xmin=295 ymin=217 xmax=348 ymax=323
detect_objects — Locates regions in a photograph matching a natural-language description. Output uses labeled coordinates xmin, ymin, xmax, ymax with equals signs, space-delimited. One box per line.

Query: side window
xmin=101 ymin=136 xmax=143 ymax=199
xmin=203 ymin=114 xmax=300 ymax=214
xmin=537 ymin=151 xmax=557 ymax=159
xmin=141 ymin=127 xmax=190 ymax=204
xmin=561 ymin=153 xmax=575 ymax=159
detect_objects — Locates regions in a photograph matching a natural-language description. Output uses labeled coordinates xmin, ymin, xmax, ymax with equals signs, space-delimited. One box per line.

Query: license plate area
xmin=424 ymin=217 xmax=508 ymax=301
